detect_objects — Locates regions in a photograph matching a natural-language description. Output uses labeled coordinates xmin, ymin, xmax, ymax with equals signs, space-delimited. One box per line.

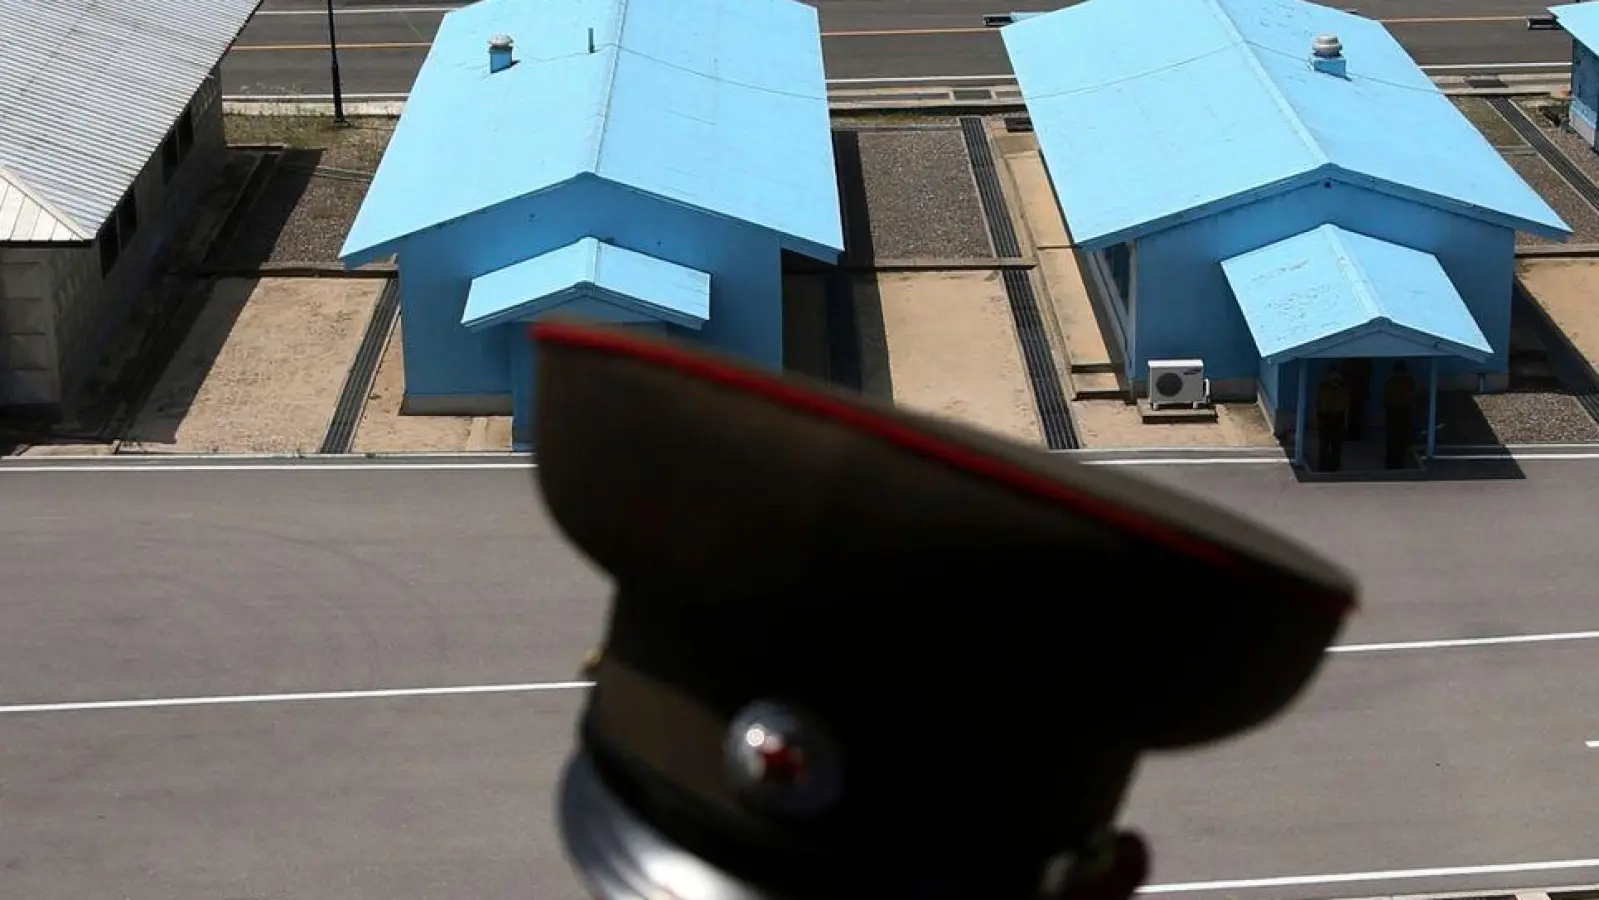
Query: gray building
xmin=0 ymin=0 xmax=262 ymax=418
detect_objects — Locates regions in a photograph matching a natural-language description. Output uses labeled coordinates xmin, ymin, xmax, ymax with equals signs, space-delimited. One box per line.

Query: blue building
xmin=339 ymin=0 xmax=844 ymax=450
xmin=1003 ymin=0 xmax=1570 ymax=459
xmin=1553 ymin=2 xmax=1599 ymax=149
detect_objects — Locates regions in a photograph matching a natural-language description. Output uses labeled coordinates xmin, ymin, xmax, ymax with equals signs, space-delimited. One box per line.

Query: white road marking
xmin=824 ymin=74 xmax=1018 ymax=84
xmin=4 ymin=629 xmax=1595 ymax=716
xmin=1141 ymin=858 xmax=1599 ymax=893
xmin=1587 ymin=740 xmax=1599 ymax=749
xmin=0 ymin=681 xmax=593 ymax=715
xmin=225 ymin=92 xmax=411 ymax=101
xmin=11 ymin=448 xmax=1599 ymax=472
xmin=0 ymin=462 xmax=537 ymax=472
xmin=1423 ymin=61 xmax=1572 ymax=71
xmin=255 ymin=4 xmax=466 ymax=14
xmin=1083 ymin=457 xmax=1286 ymax=467
xmin=1330 ymin=630 xmax=1599 ymax=654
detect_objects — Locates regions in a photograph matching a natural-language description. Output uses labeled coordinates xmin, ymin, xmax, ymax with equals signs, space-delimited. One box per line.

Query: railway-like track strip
xmin=960 ymin=116 xmax=1080 ymax=450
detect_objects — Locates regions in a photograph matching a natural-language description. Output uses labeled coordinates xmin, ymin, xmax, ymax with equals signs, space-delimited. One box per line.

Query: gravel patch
xmin=219 ymin=117 xmax=395 ymax=264
xmin=847 ymin=127 xmax=993 ymax=260
xmin=1439 ymin=389 xmax=1599 ymax=445
xmin=1540 ymin=124 xmax=1599 ymax=190
xmin=1505 ymin=152 xmax=1599 ymax=247
xmin=213 ymin=153 xmax=372 ymax=265
xmin=224 ymin=116 xmax=394 ymax=171
xmin=1451 ymin=97 xmax=1527 ymax=148
xmin=1498 ymin=102 xmax=1599 ymax=223
xmin=268 ymin=173 xmax=368 ymax=264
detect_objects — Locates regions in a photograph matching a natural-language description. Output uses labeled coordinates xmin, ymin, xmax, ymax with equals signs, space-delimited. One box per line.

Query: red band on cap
xmin=530 ymin=321 xmax=1356 ymax=616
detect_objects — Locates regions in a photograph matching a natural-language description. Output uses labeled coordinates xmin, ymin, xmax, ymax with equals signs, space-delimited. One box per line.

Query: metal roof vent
xmin=489 ymin=34 xmax=515 ymax=73
xmin=1310 ymin=34 xmax=1347 ymax=77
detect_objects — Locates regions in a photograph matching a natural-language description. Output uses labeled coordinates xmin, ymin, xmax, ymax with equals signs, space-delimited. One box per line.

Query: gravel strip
xmin=848 ymin=127 xmax=994 ymax=259
xmin=1505 ymin=153 xmax=1599 ymax=246
xmin=1454 ymin=390 xmax=1599 ymax=444
xmin=212 ymin=153 xmax=372 ymax=265
xmin=264 ymin=176 xmax=370 ymax=263
xmin=224 ymin=116 xmax=394 ymax=171
xmin=1452 ymin=97 xmax=1527 ymax=148
xmin=1501 ymin=103 xmax=1599 ymax=217
xmin=220 ymin=117 xmax=395 ymax=264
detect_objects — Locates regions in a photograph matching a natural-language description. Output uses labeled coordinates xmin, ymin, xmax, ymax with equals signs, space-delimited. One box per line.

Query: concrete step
xmin=1071 ymin=360 xmax=1118 ymax=375
xmin=1069 ymin=370 xmax=1125 ymax=400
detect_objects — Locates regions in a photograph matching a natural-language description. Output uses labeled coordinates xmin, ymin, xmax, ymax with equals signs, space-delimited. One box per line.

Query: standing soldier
xmin=1315 ymin=369 xmax=1352 ymax=472
xmin=1383 ymin=362 xmax=1418 ymax=469
xmin=1345 ymin=358 xmax=1373 ymax=441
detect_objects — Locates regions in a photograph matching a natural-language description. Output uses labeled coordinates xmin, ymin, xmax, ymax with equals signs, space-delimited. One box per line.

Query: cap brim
xmin=559 ymin=753 xmax=770 ymax=900
xmin=532 ymin=320 xmax=1357 ymax=750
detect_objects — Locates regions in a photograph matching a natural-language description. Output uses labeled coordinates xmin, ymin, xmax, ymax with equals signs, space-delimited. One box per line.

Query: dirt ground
xmin=1519 ymin=258 xmax=1599 ymax=370
xmin=1071 ymin=401 xmax=1278 ymax=449
xmin=857 ymin=270 xmax=1043 ymax=445
xmin=123 ymin=278 xmax=378 ymax=453
xmin=351 ymin=322 xmax=513 ymax=453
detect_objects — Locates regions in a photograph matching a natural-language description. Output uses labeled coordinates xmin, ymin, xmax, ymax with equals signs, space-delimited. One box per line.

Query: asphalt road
xmin=223 ymin=0 xmax=1579 ymax=98
xmin=3 ymin=456 xmax=1598 ymax=899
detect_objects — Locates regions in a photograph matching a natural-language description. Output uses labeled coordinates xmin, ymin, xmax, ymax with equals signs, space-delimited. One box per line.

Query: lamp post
xmin=326 ymin=0 xmax=349 ymax=125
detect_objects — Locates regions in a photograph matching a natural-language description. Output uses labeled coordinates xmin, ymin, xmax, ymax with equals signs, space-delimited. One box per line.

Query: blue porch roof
xmin=1221 ymin=225 xmax=1493 ymax=364
xmin=461 ymin=238 xmax=710 ymax=332
xmin=340 ymin=0 xmax=843 ymax=268
xmin=1552 ymin=3 xmax=1599 ymax=50
xmin=1001 ymin=0 xmax=1571 ymax=249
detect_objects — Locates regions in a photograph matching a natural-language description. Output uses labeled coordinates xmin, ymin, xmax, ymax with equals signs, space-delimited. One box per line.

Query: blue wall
xmin=1572 ymin=41 xmax=1599 ymax=147
xmin=1128 ymin=179 xmax=1517 ymax=409
xmin=390 ymin=174 xmax=785 ymax=416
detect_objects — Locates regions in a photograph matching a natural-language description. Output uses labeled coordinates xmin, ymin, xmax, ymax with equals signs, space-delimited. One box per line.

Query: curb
xmin=1517 ymin=244 xmax=1599 ymax=258
xmin=222 ymin=76 xmax=1567 ymax=119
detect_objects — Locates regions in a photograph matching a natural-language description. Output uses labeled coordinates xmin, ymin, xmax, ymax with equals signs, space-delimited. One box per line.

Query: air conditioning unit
xmin=1148 ymin=359 xmax=1210 ymax=408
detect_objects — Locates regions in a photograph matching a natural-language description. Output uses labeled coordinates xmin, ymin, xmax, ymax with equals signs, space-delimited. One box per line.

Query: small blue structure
xmin=1553 ymin=3 xmax=1599 ymax=150
xmin=340 ymin=0 xmax=844 ymax=450
xmin=1003 ymin=0 xmax=1571 ymax=463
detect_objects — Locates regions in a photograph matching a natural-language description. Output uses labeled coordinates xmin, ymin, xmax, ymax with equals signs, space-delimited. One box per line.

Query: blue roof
xmin=1002 ymin=0 xmax=1571 ymax=248
xmin=341 ymin=0 xmax=843 ymax=265
xmin=1221 ymin=224 xmax=1493 ymax=363
xmin=461 ymin=237 xmax=710 ymax=331
xmin=1552 ymin=3 xmax=1599 ymax=51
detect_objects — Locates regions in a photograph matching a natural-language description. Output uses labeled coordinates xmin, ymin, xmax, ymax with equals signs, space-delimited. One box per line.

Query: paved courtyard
xmin=2 ymin=455 xmax=1598 ymax=899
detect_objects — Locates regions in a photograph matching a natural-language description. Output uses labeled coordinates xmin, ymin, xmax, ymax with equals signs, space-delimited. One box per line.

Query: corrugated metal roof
xmin=0 ymin=0 xmax=263 ymax=242
xmin=461 ymin=237 xmax=712 ymax=331
xmin=1222 ymin=224 xmax=1493 ymax=364
xmin=341 ymin=0 xmax=844 ymax=265
xmin=1002 ymin=0 xmax=1572 ymax=249
xmin=0 ymin=166 xmax=80 ymax=242
xmin=1552 ymin=3 xmax=1599 ymax=53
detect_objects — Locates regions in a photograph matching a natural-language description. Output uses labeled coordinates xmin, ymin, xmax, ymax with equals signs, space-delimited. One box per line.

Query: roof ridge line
xmin=0 ymin=164 xmax=92 ymax=240
xmin=1197 ymin=0 xmax=1330 ymax=169
xmin=1321 ymin=225 xmax=1388 ymax=324
xmin=583 ymin=235 xmax=604 ymax=285
xmin=591 ymin=0 xmax=632 ymax=175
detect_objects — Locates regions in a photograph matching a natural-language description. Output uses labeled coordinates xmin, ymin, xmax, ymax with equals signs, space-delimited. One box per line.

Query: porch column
xmin=1426 ymin=356 xmax=1439 ymax=459
xmin=1294 ymin=360 xmax=1308 ymax=468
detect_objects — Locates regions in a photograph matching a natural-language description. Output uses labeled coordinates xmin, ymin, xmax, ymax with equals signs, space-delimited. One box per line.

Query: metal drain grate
xmin=959 ymin=117 xmax=1080 ymax=450
xmin=319 ymin=277 xmax=400 ymax=454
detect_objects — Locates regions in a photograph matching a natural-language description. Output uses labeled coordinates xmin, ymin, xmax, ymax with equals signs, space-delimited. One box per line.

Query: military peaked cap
xmin=531 ymin=320 xmax=1358 ymax=900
